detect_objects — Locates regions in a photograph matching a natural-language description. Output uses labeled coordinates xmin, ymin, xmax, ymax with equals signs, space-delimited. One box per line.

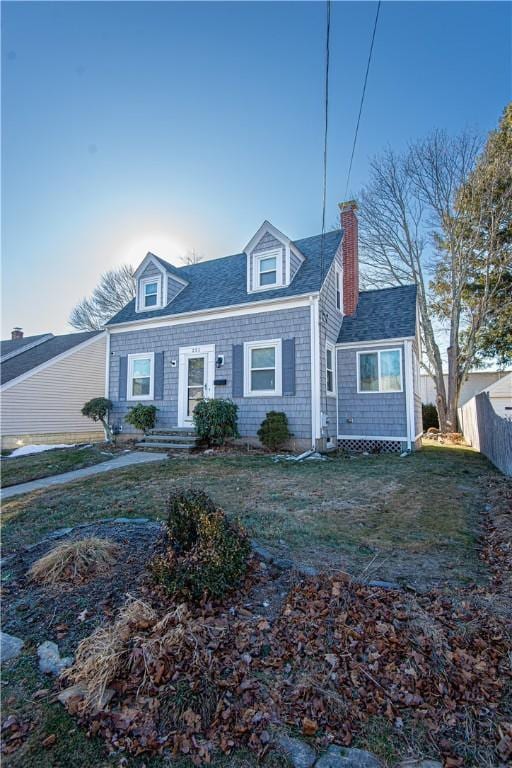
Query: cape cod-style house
xmin=105 ymin=202 xmax=422 ymax=453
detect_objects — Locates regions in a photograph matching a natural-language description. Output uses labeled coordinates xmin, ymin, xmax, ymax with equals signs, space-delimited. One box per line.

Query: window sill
xmin=243 ymin=390 xmax=282 ymax=398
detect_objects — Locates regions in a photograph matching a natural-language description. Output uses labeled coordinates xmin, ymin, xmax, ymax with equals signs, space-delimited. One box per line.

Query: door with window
xmin=177 ymin=345 xmax=215 ymax=426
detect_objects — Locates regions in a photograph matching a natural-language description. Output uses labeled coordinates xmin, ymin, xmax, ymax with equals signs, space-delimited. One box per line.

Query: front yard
xmin=1 ymin=445 xmax=510 ymax=768
xmin=1 ymin=445 xmax=491 ymax=588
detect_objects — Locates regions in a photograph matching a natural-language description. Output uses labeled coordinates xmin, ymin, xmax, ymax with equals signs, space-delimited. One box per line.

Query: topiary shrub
xmin=257 ymin=411 xmax=292 ymax=451
xmin=151 ymin=489 xmax=250 ymax=601
xmin=124 ymin=403 xmax=158 ymax=432
xmin=82 ymin=397 xmax=113 ymax=441
xmin=193 ymin=398 xmax=239 ymax=447
xmin=422 ymin=403 xmax=439 ymax=432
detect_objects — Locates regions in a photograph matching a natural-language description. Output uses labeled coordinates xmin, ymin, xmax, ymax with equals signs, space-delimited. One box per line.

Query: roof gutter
xmin=107 ymin=292 xmax=319 ymax=332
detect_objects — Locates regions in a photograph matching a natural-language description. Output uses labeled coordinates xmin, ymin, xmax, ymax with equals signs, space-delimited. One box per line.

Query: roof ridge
xmin=359 ymin=283 xmax=416 ymax=294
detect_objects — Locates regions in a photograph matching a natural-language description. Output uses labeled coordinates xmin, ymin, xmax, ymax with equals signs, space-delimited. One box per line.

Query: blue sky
xmin=2 ymin=1 xmax=510 ymax=335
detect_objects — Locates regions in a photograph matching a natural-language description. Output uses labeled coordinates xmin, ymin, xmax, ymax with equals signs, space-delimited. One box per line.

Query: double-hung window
xmin=357 ymin=348 xmax=402 ymax=393
xmin=256 ymin=249 xmax=280 ymax=288
xmin=139 ymin=276 xmax=162 ymax=310
xmin=326 ymin=344 xmax=335 ymax=396
xmin=244 ymin=339 xmax=282 ymax=396
xmin=127 ymin=353 xmax=154 ymax=400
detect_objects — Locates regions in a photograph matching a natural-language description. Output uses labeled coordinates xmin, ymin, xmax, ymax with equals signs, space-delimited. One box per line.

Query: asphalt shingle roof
xmin=107 ymin=230 xmax=344 ymax=326
xmin=1 ymin=331 xmax=102 ymax=386
xmin=1 ymin=333 xmax=53 ymax=359
xmin=337 ymin=284 xmax=417 ymax=344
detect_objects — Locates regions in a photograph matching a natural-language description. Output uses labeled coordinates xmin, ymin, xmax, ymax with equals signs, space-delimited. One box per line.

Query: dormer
xmin=134 ymin=252 xmax=188 ymax=313
xmin=244 ymin=221 xmax=305 ymax=294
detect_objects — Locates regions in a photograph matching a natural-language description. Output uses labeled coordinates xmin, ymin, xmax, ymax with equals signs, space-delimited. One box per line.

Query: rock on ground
xmin=0 ymin=631 xmax=24 ymax=663
xmin=277 ymin=735 xmax=316 ymax=768
xmin=315 ymin=745 xmax=382 ymax=768
xmin=37 ymin=640 xmax=73 ymax=675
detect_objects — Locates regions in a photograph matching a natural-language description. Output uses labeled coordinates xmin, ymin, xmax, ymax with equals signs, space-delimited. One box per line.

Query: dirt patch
xmin=1 ymin=522 xmax=164 ymax=654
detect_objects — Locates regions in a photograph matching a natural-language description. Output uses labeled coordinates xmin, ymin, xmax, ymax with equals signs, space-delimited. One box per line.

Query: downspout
xmin=404 ymin=340 xmax=414 ymax=451
xmin=309 ymin=295 xmax=321 ymax=450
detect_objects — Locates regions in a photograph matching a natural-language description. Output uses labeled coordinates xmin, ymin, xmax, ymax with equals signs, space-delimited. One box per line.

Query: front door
xmin=178 ymin=345 xmax=215 ymax=426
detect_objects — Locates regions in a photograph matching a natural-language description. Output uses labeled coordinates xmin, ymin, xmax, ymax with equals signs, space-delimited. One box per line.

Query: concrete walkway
xmin=1 ymin=451 xmax=168 ymax=501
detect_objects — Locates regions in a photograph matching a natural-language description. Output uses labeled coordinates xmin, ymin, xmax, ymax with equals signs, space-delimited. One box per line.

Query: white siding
xmin=420 ymin=371 xmax=511 ymax=407
xmin=1 ymin=335 xmax=106 ymax=436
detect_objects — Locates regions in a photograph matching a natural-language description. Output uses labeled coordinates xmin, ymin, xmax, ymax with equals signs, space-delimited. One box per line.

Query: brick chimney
xmin=11 ymin=327 xmax=23 ymax=340
xmin=339 ymin=200 xmax=359 ymax=316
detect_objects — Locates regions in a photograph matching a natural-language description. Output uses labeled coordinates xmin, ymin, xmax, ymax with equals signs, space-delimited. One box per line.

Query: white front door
xmin=178 ymin=345 xmax=216 ymax=426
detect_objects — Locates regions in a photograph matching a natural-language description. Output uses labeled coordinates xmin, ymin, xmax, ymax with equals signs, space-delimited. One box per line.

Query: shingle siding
xmin=109 ymin=306 xmax=312 ymax=439
xmin=319 ymin=243 xmax=344 ymax=440
xmin=166 ymin=275 xmax=185 ymax=304
xmin=336 ymin=344 xmax=408 ymax=438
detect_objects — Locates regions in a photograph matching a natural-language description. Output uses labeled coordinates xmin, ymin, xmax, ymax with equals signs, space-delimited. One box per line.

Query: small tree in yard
xmin=257 ymin=411 xmax=292 ymax=451
xmin=81 ymin=397 xmax=113 ymax=442
xmin=125 ymin=403 xmax=158 ymax=432
xmin=193 ymin=399 xmax=239 ymax=447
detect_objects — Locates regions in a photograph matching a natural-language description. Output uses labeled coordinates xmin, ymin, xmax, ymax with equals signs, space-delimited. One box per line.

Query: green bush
xmin=124 ymin=403 xmax=158 ymax=432
xmin=257 ymin=411 xmax=292 ymax=451
xmin=422 ymin=403 xmax=439 ymax=431
xmin=81 ymin=397 xmax=113 ymax=441
xmin=193 ymin=398 xmax=239 ymax=446
xmin=151 ymin=489 xmax=250 ymax=601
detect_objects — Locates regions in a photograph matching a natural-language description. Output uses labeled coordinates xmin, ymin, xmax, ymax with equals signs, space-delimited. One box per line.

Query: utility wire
xmin=319 ymin=0 xmax=331 ymax=287
xmin=344 ymin=0 xmax=381 ymax=199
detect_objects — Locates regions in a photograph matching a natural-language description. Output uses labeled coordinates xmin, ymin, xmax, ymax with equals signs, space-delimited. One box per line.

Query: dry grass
xmin=64 ymin=598 xmax=158 ymax=709
xmin=29 ymin=537 xmax=120 ymax=585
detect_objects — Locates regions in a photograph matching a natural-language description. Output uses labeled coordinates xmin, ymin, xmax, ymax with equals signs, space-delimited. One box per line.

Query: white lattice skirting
xmin=337 ymin=438 xmax=403 ymax=454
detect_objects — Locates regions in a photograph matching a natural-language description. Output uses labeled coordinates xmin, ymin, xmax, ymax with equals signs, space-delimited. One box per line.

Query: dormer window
xmin=143 ymin=281 xmax=159 ymax=308
xmin=257 ymin=250 xmax=280 ymax=288
xmin=244 ymin=221 xmax=305 ymax=295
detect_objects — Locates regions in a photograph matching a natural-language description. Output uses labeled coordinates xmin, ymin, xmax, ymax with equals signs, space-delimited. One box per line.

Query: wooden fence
xmin=459 ymin=392 xmax=512 ymax=476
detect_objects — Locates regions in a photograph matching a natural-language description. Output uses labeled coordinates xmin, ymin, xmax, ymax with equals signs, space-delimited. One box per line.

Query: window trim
xmin=138 ymin=276 xmax=163 ymax=311
xmin=356 ymin=348 xmax=403 ymax=394
xmin=243 ymin=339 xmax=282 ymax=397
xmin=254 ymin=248 xmax=283 ymax=291
xmin=127 ymin=352 xmax=155 ymax=401
xmin=335 ymin=267 xmax=343 ymax=314
xmin=326 ymin=342 xmax=335 ymax=397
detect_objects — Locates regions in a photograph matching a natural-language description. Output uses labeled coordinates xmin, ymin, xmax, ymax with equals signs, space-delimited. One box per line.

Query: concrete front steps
xmin=136 ymin=427 xmax=198 ymax=452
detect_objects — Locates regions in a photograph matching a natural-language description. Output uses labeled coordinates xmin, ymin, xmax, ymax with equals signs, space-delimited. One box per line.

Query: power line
xmin=319 ymin=0 xmax=331 ymax=287
xmin=344 ymin=0 xmax=381 ymax=199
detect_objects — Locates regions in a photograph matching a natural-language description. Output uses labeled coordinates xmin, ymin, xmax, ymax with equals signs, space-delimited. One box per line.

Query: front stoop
xmin=136 ymin=427 xmax=198 ymax=452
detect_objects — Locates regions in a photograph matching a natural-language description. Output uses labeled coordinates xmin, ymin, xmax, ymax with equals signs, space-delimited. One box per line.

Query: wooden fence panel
xmin=459 ymin=392 xmax=512 ymax=476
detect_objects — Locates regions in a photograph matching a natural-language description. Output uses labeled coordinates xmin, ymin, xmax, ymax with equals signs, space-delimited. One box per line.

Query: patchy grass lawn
xmin=1 ymin=445 xmax=496 ymax=589
xmin=0 ymin=446 xmax=116 ymax=488
xmin=1 ymin=444 xmax=508 ymax=768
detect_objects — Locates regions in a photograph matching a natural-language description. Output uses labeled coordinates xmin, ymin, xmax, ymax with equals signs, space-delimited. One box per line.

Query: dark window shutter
xmin=154 ymin=352 xmax=164 ymax=400
xmin=232 ymin=344 xmax=244 ymax=397
xmin=282 ymin=338 xmax=296 ymax=395
xmin=118 ymin=356 xmax=127 ymax=400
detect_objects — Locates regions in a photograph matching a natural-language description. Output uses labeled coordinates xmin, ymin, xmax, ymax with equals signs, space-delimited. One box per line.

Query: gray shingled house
xmin=106 ymin=202 xmax=422 ymax=453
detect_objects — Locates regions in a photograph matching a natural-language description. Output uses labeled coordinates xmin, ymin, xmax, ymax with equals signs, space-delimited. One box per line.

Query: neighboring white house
xmin=420 ymin=371 xmax=511 ymax=408
xmin=1 ymin=329 xmax=107 ymax=449
xmin=481 ymin=372 xmax=512 ymax=420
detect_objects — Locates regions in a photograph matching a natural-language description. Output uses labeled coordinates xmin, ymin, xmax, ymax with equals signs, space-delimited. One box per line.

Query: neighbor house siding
xmin=336 ymin=343 xmax=407 ymax=438
xmin=1 ymin=335 xmax=106 ymax=441
xmin=109 ymin=306 xmax=312 ymax=440
xmin=319 ymin=243 xmax=343 ymax=440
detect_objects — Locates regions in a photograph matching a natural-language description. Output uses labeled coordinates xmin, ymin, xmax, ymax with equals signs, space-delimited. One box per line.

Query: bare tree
xmin=180 ymin=249 xmax=203 ymax=266
xmin=359 ymin=125 xmax=510 ymax=432
xmin=69 ymin=265 xmax=135 ymax=331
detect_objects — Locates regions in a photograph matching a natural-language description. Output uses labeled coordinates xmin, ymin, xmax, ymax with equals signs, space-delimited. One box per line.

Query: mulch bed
xmin=1 ymin=522 xmax=165 ymax=653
